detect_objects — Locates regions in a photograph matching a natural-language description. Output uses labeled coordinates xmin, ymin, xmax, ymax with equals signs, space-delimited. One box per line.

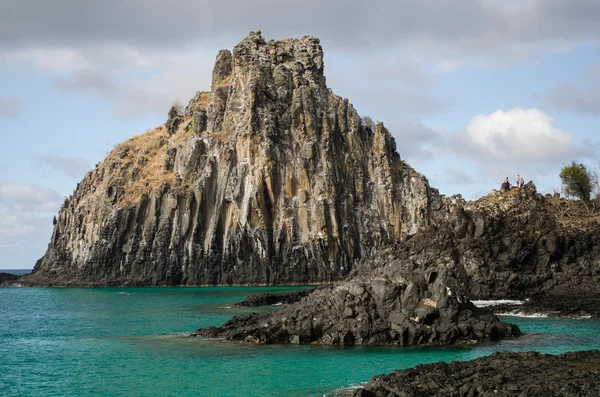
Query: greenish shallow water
xmin=1 ymin=287 xmax=599 ymax=397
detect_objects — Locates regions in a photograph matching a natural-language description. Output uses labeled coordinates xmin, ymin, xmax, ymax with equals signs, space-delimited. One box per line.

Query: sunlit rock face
xmin=28 ymin=32 xmax=434 ymax=286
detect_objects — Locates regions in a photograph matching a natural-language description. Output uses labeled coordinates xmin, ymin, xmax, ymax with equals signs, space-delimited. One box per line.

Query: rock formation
xmin=0 ymin=272 xmax=22 ymax=285
xmin=191 ymin=183 xmax=600 ymax=345
xmin=192 ymin=272 xmax=519 ymax=346
xmin=362 ymin=183 xmax=600 ymax=300
xmin=24 ymin=31 xmax=434 ymax=287
xmin=353 ymin=350 xmax=600 ymax=396
xmin=233 ymin=287 xmax=318 ymax=307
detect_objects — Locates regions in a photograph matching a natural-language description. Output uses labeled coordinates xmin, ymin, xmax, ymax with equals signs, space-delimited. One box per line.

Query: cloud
xmin=36 ymin=47 xmax=215 ymax=118
xmin=0 ymin=211 xmax=51 ymax=239
xmin=539 ymin=65 xmax=600 ymax=115
xmin=53 ymin=68 xmax=117 ymax=96
xmin=0 ymin=96 xmax=23 ymax=118
xmin=538 ymin=63 xmax=600 ymax=115
xmin=0 ymin=182 xmax=62 ymax=212
xmin=0 ymin=210 xmax=54 ymax=268
xmin=36 ymin=155 xmax=92 ymax=179
xmin=1 ymin=1 xmax=599 ymax=59
xmin=455 ymin=108 xmax=594 ymax=164
xmin=387 ymin=119 xmax=446 ymax=160
xmin=0 ymin=183 xmax=60 ymax=267
xmin=540 ymin=84 xmax=600 ymax=115
xmin=444 ymin=168 xmax=475 ymax=184
xmin=1 ymin=1 xmax=598 ymax=120
xmin=111 ymin=52 xmax=214 ymax=117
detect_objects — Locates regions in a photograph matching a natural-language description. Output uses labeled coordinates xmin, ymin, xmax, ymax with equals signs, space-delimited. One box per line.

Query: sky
xmin=1 ymin=0 xmax=599 ymax=269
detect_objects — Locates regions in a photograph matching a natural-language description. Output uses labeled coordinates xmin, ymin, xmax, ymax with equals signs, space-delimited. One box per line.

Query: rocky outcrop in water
xmin=192 ymin=268 xmax=519 ymax=345
xmin=353 ymin=350 xmax=600 ymax=397
xmin=24 ymin=31 xmax=434 ymax=287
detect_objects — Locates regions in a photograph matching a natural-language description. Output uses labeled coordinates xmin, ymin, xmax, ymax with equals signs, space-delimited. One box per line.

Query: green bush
xmin=559 ymin=162 xmax=593 ymax=203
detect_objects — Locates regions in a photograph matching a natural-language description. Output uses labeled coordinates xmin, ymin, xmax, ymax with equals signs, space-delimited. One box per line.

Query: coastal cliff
xmin=24 ymin=32 xmax=433 ymax=287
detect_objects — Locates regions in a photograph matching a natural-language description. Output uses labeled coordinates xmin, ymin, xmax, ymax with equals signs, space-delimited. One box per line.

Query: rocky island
xmin=23 ymin=31 xmax=432 ymax=288
xmin=18 ymin=32 xmax=600 ymax=352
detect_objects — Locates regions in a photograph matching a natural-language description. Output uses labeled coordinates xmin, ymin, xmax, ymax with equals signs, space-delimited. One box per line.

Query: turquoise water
xmin=1 ymin=287 xmax=599 ymax=397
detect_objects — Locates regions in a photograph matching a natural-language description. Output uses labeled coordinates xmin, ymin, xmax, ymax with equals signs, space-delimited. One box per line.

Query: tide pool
xmin=1 ymin=286 xmax=599 ymax=397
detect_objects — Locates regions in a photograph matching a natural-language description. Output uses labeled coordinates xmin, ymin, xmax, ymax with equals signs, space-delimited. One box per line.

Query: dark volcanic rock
xmin=355 ymin=183 xmax=600 ymax=301
xmin=0 ymin=272 xmax=21 ymax=285
xmin=234 ymin=287 xmax=318 ymax=307
xmin=192 ymin=275 xmax=519 ymax=346
xmin=24 ymin=31 xmax=433 ymax=287
xmin=353 ymin=350 xmax=600 ymax=397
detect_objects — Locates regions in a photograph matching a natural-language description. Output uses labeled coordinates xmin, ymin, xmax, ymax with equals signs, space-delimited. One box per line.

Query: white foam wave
xmin=326 ymin=383 xmax=364 ymax=396
xmin=271 ymin=302 xmax=283 ymax=306
xmin=499 ymin=311 xmax=548 ymax=318
xmin=472 ymin=299 xmax=524 ymax=308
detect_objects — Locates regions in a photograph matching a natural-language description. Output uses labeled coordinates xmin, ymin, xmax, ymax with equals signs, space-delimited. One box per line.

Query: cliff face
xmin=27 ymin=32 xmax=433 ymax=286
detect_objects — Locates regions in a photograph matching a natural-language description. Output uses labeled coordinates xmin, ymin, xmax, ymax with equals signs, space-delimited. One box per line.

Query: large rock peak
xmin=28 ymin=32 xmax=434 ymax=287
xmin=203 ymin=31 xmax=326 ymax=136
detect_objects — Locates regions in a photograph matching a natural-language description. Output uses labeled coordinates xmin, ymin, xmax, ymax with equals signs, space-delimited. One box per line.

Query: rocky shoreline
xmin=351 ymin=350 xmax=600 ymax=396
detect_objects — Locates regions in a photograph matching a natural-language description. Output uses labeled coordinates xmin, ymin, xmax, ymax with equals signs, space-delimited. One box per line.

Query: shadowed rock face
xmin=233 ymin=287 xmax=318 ymax=307
xmin=24 ymin=32 xmax=434 ymax=287
xmin=0 ymin=273 xmax=22 ymax=285
xmin=353 ymin=350 xmax=600 ymax=396
xmin=364 ymin=183 xmax=600 ymax=301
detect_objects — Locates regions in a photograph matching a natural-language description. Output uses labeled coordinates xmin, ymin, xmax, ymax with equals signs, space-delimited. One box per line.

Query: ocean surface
xmin=1 ymin=285 xmax=599 ymax=397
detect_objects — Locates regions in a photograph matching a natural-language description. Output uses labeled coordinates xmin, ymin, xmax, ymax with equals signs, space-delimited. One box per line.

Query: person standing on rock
xmin=502 ymin=177 xmax=510 ymax=192
xmin=516 ymin=175 xmax=521 ymax=188
xmin=519 ymin=175 xmax=525 ymax=188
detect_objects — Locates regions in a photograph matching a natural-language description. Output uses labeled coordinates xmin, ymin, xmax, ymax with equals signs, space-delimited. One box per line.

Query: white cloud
xmin=0 ymin=183 xmax=59 ymax=268
xmin=457 ymin=108 xmax=593 ymax=164
xmin=0 ymin=183 xmax=62 ymax=212
xmin=2 ymin=48 xmax=90 ymax=73
xmin=112 ymin=52 xmax=214 ymax=117
xmin=36 ymin=155 xmax=92 ymax=179
xmin=1 ymin=1 xmax=598 ymax=121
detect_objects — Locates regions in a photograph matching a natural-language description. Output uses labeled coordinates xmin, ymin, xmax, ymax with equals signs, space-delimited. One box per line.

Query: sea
xmin=1 ymin=280 xmax=599 ymax=397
